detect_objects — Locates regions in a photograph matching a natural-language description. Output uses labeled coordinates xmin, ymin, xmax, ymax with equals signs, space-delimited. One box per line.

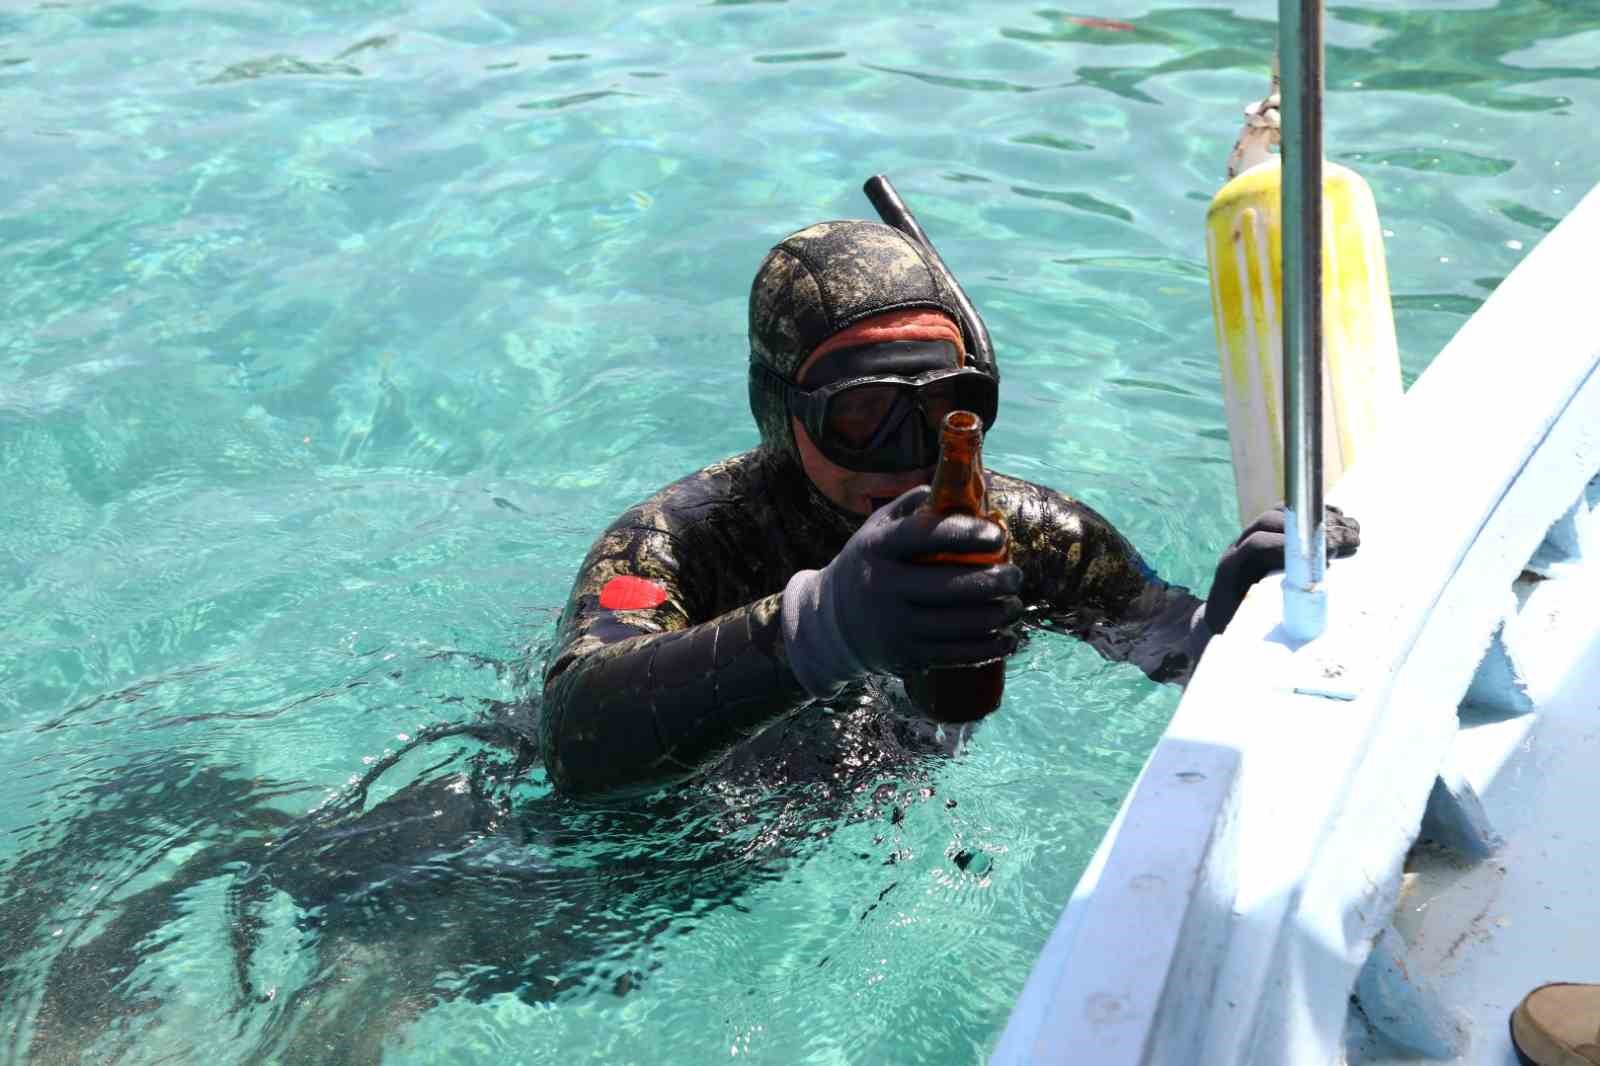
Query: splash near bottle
xmin=903 ymin=410 xmax=1011 ymax=723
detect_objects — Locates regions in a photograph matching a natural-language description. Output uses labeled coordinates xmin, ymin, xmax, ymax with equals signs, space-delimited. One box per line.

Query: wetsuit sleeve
xmin=999 ymin=478 xmax=1211 ymax=686
xmin=540 ymin=521 xmax=810 ymax=801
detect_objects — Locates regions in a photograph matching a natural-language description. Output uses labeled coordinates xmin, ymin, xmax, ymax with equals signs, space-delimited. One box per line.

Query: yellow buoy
xmin=1205 ymin=143 xmax=1404 ymax=526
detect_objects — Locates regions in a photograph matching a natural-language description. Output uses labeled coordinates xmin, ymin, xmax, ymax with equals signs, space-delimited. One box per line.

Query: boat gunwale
xmin=992 ymin=181 xmax=1600 ymax=1066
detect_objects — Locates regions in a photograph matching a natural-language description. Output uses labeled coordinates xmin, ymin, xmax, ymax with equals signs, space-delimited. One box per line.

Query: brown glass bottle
xmin=903 ymin=410 xmax=1011 ymax=723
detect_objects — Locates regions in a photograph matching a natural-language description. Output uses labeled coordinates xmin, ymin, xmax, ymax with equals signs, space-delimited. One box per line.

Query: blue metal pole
xmin=1280 ymin=0 xmax=1328 ymax=641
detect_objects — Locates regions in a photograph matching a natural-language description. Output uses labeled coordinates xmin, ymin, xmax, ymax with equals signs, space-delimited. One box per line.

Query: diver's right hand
xmin=780 ymin=485 xmax=1023 ymax=698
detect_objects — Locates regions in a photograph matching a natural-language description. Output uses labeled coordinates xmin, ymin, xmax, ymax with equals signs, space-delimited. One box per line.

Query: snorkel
xmin=862 ymin=175 xmax=1000 ymax=392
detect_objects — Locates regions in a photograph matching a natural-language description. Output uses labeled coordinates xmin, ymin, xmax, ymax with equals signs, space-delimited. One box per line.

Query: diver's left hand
xmin=1203 ymin=505 xmax=1360 ymax=634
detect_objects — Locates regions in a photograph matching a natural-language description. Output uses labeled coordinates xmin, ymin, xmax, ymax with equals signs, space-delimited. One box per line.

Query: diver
xmin=541 ymin=178 xmax=1360 ymax=801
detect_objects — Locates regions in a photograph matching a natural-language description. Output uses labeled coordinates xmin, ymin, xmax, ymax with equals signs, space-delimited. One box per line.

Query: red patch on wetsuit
xmin=599 ymin=575 xmax=669 ymax=610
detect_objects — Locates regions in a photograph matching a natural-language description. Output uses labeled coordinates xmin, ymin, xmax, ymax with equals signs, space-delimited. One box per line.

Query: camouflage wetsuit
xmin=541 ymin=220 xmax=1210 ymax=800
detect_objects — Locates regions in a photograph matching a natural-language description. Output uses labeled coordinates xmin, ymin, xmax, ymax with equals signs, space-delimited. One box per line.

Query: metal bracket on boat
xmin=1461 ymin=613 xmax=1535 ymax=718
xmin=1354 ymin=925 xmax=1468 ymax=1059
xmin=1527 ymin=488 xmax=1598 ymax=577
xmin=1418 ymin=772 xmax=1502 ymax=860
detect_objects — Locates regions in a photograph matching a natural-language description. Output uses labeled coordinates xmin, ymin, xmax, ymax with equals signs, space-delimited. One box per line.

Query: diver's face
xmin=791 ymin=329 xmax=963 ymax=517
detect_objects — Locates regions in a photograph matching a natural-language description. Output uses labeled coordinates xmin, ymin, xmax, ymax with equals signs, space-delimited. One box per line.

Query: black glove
xmin=1203 ymin=505 xmax=1360 ymax=634
xmin=781 ymin=486 xmax=1024 ymax=697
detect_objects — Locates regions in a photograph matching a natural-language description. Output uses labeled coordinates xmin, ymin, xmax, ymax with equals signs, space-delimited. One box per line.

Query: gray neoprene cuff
xmin=780 ymin=568 xmax=862 ymax=699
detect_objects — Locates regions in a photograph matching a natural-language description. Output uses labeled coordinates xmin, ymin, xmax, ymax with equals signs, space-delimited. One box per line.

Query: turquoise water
xmin=3 ymin=1 xmax=1597 ymax=1062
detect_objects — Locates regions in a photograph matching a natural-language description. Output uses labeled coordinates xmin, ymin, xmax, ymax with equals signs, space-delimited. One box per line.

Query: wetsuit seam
xmin=662 ymin=753 xmax=699 ymax=774
xmin=822 ymin=298 xmax=959 ymax=335
xmin=779 ymin=245 xmax=838 ymax=334
xmin=643 ymin=639 xmax=676 ymax=769
xmin=709 ymin=612 xmax=722 ymax=713
xmin=609 ymin=523 xmax=689 ymax=549
xmin=915 ymin=236 xmax=943 ymax=307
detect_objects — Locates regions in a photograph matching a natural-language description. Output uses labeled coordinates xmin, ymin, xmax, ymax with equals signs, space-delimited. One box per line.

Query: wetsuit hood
xmin=747 ymin=219 xmax=997 ymax=462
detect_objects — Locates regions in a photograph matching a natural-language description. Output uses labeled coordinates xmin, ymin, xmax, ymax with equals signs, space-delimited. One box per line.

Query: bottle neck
xmin=925 ymin=426 xmax=987 ymax=516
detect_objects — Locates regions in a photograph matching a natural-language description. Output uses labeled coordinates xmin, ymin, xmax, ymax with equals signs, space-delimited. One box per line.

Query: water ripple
xmin=1010 ymin=184 xmax=1135 ymax=222
xmin=3 ymin=0 xmax=1598 ymax=1061
xmin=1011 ymin=131 xmax=1095 ymax=153
xmin=862 ymin=63 xmax=1043 ymax=94
xmin=1341 ymin=146 xmax=1515 ymax=176
xmin=205 ymin=56 xmax=363 ymax=84
xmin=517 ymin=89 xmax=641 ymax=110
xmin=752 ymin=50 xmax=846 ymax=64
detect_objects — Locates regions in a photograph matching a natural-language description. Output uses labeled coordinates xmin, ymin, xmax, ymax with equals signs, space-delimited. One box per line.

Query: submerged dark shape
xmin=3 ymin=682 xmax=961 ymax=1065
xmin=0 ymin=753 xmax=309 ymax=1065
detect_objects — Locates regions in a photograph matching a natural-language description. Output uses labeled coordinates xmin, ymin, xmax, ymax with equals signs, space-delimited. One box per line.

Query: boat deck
xmin=1348 ymin=565 xmax=1600 ymax=1065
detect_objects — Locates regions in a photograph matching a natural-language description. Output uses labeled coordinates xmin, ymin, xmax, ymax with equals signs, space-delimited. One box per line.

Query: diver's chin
xmin=862 ymin=471 xmax=937 ymax=514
